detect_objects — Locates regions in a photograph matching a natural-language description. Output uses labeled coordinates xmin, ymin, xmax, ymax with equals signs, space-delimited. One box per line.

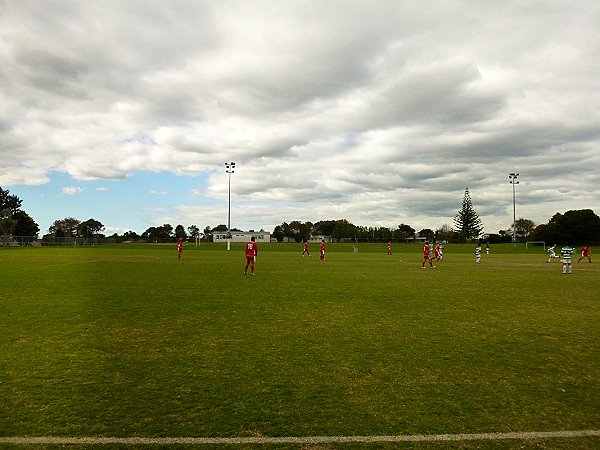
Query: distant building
xmin=212 ymin=231 xmax=271 ymax=243
xmin=309 ymin=235 xmax=333 ymax=243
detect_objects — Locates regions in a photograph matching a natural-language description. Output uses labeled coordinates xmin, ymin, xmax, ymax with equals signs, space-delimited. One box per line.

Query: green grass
xmin=0 ymin=243 xmax=598 ymax=448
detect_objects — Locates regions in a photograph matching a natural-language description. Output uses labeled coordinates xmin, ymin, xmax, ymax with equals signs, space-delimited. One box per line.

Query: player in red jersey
xmin=577 ymin=245 xmax=592 ymax=263
xmin=421 ymin=241 xmax=434 ymax=268
xmin=387 ymin=241 xmax=392 ymax=255
xmin=177 ymin=238 xmax=183 ymax=260
xmin=302 ymin=240 xmax=310 ymax=257
xmin=319 ymin=239 xmax=325 ymax=261
xmin=244 ymin=236 xmax=258 ymax=275
xmin=433 ymin=242 xmax=442 ymax=262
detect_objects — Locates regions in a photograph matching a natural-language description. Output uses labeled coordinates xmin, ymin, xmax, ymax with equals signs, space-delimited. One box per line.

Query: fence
xmin=2 ymin=236 xmax=120 ymax=247
xmin=2 ymin=236 xmax=193 ymax=247
xmin=1 ymin=236 xmax=38 ymax=247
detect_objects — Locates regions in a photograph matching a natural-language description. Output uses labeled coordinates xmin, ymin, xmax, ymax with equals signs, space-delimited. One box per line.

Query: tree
xmin=531 ymin=209 xmax=600 ymax=244
xmin=13 ymin=211 xmax=40 ymax=237
xmin=419 ymin=228 xmax=434 ymax=241
xmin=486 ymin=232 xmax=512 ymax=244
xmin=298 ymin=221 xmax=314 ymax=241
xmin=313 ymin=220 xmax=335 ymax=237
xmin=188 ymin=225 xmax=200 ymax=240
xmin=49 ymin=217 xmax=80 ymax=237
xmin=141 ymin=227 xmax=160 ymax=241
xmin=122 ymin=230 xmax=140 ymax=241
xmin=511 ymin=218 xmax=535 ymax=241
xmin=311 ymin=219 xmax=358 ymax=241
xmin=272 ymin=225 xmax=285 ymax=242
xmin=0 ymin=187 xmax=23 ymax=213
xmin=211 ymin=224 xmax=228 ymax=232
xmin=435 ymin=224 xmax=456 ymax=242
xmin=332 ymin=219 xmax=357 ymax=241
xmin=377 ymin=227 xmax=393 ymax=242
xmin=272 ymin=221 xmax=315 ymax=241
xmin=77 ymin=218 xmax=105 ymax=238
xmin=161 ymin=224 xmax=173 ymax=240
xmin=453 ymin=187 xmax=483 ymax=242
xmin=396 ymin=223 xmax=416 ymax=241
xmin=141 ymin=224 xmax=174 ymax=241
xmin=287 ymin=220 xmax=304 ymax=242
xmin=174 ymin=224 xmax=187 ymax=240
xmin=0 ymin=209 xmax=16 ymax=246
xmin=559 ymin=209 xmax=600 ymax=243
xmin=0 ymin=187 xmax=39 ymax=237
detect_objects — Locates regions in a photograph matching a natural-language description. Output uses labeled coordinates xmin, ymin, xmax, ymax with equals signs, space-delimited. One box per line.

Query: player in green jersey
xmin=560 ymin=245 xmax=574 ymax=274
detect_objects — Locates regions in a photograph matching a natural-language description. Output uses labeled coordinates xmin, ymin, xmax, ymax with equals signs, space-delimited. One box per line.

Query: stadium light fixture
xmin=509 ymin=173 xmax=519 ymax=245
xmin=225 ymin=162 xmax=236 ymax=251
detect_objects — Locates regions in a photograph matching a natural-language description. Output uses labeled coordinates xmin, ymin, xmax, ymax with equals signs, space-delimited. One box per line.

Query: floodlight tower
xmin=509 ymin=173 xmax=519 ymax=246
xmin=225 ymin=162 xmax=236 ymax=251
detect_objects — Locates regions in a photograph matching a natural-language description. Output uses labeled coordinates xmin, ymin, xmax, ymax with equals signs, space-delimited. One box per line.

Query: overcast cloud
xmin=1 ymin=1 xmax=599 ymax=235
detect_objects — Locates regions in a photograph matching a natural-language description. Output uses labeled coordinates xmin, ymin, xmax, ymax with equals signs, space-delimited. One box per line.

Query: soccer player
xmin=421 ymin=241 xmax=434 ymax=268
xmin=244 ymin=236 xmax=258 ymax=275
xmin=177 ymin=238 xmax=183 ymax=260
xmin=475 ymin=244 xmax=481 ymax=264
xmin=433 ymin=242 xmax=442 ymax=261
xmin=387 ymin=241 xmax=392 ymax=255
xmin=577 ymin=245 xmax=592 ymax=263
xmin=486 ymin=242 xmax=490 ymax=255
xmin=547 ymin=244 xmax=559 ymax=263
xmin=560 ymin=245 xmax=574 ymax=274
xmin=302 ymin=240 xmax=310 ymax=257
xmin=319 ymin=239 xmax=326 ymax=261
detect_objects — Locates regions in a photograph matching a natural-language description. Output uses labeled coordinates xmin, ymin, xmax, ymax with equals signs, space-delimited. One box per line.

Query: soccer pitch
xmin=1 ymin=243 xmax=598 ymax=449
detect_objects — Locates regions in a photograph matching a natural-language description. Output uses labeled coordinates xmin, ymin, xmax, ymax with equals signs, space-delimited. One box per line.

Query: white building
xmin=212 ymin=231 xmax=271 ymax=243
xmin=308 ymin=235 xmax=333 ymax=243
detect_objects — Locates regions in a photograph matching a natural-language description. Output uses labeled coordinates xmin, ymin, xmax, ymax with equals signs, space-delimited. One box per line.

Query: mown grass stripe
xmin=1 ymin=430 xmax=599 ymax=445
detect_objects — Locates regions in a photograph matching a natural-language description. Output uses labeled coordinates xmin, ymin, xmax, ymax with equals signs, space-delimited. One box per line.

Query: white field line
xmin=1 ymin=430 xmax=599 ymax=445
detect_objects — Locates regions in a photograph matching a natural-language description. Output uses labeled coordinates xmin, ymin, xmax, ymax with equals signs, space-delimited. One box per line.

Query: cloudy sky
xmin=1 ymin=1 xmax=599 ymax=237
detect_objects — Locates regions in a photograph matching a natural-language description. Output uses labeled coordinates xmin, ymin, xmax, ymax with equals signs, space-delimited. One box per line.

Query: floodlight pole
xmin=225 ymin=162 xmax=235 ymax=251
xmin=509 ymin=173 xmax=519 ymax=247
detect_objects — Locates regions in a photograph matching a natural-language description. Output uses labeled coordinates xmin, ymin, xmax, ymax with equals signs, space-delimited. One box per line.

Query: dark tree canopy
xmin=0 ymin=186 xmax=39 ymax=238
xmin=397 ymin=223 xmax=416 ymax=240
xmin=49 ymin=217 xmax=80 ymax=237
xmin=531 ymin=209 xmax=600 ymax=244
xmin=174 ymin=224 xmax=187 ymax=239
xmin=13 ymin=211 xmax=40 ymax=237
xmin=211 ymin=224 xmax=228 ymax=232
xmin=78 ymin=218 xmax=105 ymax=238
xmin=141 ymin=224 xmax=174 ymax=241
xmin=270 ymin=220 xmax=418 ymax=242
xmin=0 ymin=187 xmax=23 ymax=213
xmin=419 ymin=228 xmax=435 ymax=241
xmin=453 ymin=187 xmax=484 ymax=242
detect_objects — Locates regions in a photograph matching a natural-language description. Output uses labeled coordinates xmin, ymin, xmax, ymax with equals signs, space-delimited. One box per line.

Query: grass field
xmin=1 ymin=243 xmax=598 ymax=449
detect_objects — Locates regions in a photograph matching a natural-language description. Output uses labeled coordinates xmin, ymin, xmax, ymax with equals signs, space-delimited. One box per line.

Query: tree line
xmin=528 ymin=210 xmax=600 ymax=245
xmin=43 ymin=219 xmax=206 ymax=244
xmin=2 ymin=186 xmax=599 ymax=246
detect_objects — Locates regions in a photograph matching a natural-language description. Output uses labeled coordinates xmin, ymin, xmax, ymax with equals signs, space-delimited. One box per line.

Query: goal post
xmin=526 ymin=241 xmax=545 ymax=251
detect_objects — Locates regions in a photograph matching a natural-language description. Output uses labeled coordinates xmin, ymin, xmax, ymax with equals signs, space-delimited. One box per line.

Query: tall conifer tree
xmin=453 ymin=187 xmax=483 ymax=242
